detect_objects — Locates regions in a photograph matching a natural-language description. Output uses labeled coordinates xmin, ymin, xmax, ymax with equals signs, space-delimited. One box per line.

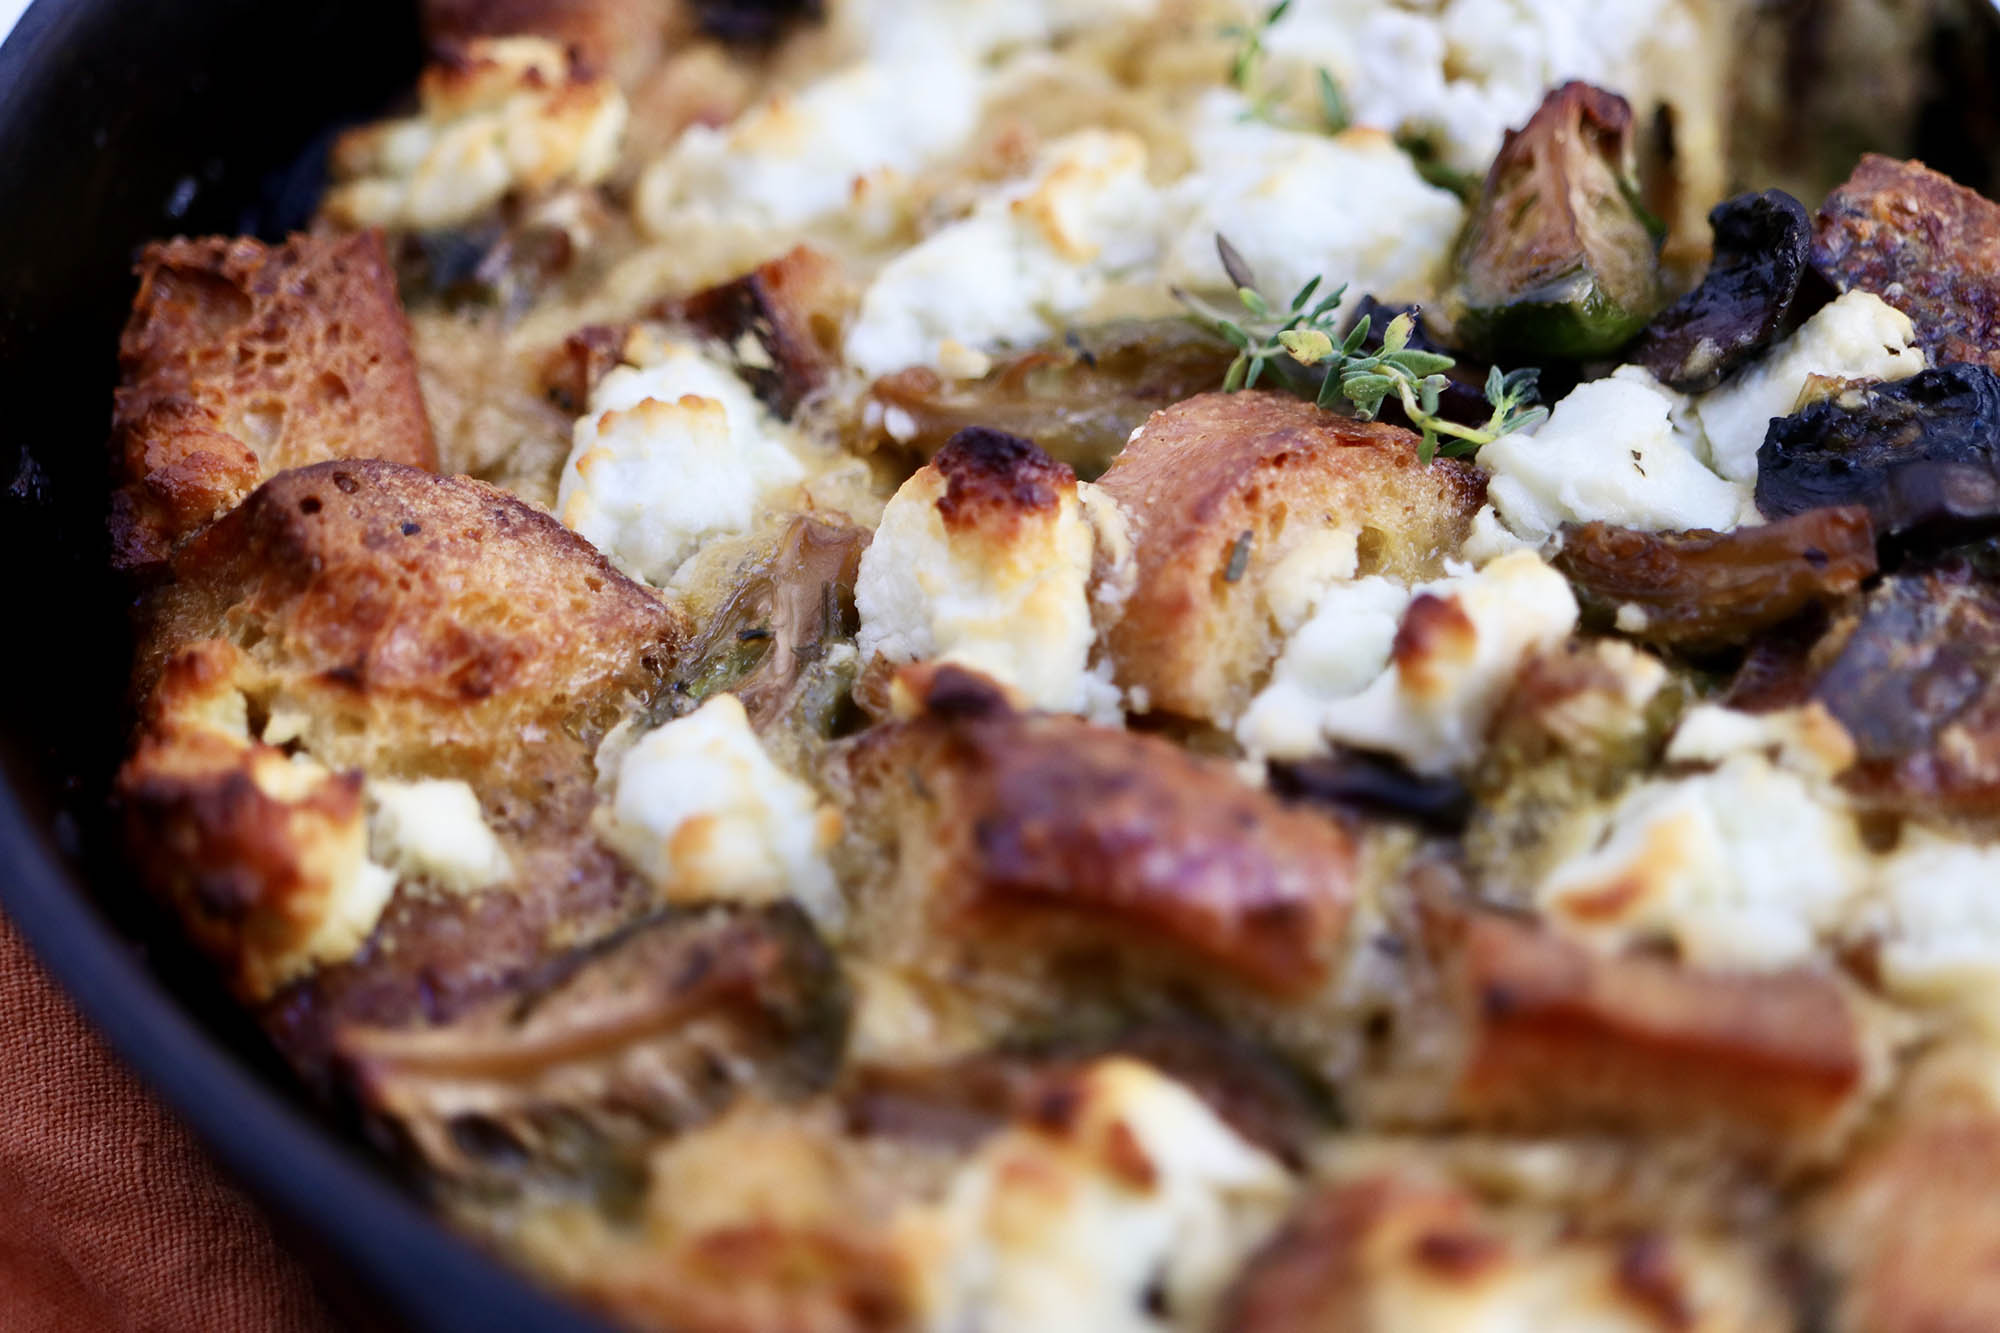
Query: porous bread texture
xmin=110 ymin=231 xmax=436 ymax=569
xmin=122 ymin=459 xmax=686 ymax=1015
xmin=1093 ymin=392 xmax=1484 ymax=724
xmin=135 ymin=459 xmax=684 ymax=790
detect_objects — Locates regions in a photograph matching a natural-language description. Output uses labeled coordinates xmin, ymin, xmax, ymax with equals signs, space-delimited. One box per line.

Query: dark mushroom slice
xmin=664 ymin=514 xmax=867 ymax=737
xmin=1812 ymin=154 xmax=2000 ymax=373
xmin=1755 ymin=363 xmax=2000 ymax=553
xmin=1268 ymin=750 xmax=1472 ymax=835
xmin=858 ymin=318 xmax=1235 ymax=479
xmin=690 ymin=0 xmax=823 ymax=45
xmin=1630 ymin=189 xmax=1812 ymax=392
xmin=672 ymin=245 xmax=851 ymax=418
xmin=1809 ymin=566 xmax=2000 ymax=817
xmin=335 ymin=905 xmax=848 ymax=1188
xmin=1446 ymin=82 xmax=1665 ymax=361
xmin=1552 ymin=508 xmax=1877 ymax=652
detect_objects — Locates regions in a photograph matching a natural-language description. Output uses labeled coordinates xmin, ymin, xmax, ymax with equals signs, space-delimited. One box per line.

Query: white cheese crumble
xmin=1695 ymin=290 xmax=1925 ymax=483
xmin=1867 ymin=834 xmax=2000 ymax=1035
xmin=912 ymin=1058 xmax=1293 ymax=1333
xmin=843 ymin=129 xmax=1162 ymax=378
xmin=1238 ymin=551 xmax=1577 ymax=774
xmin=1262 ymin=0 xmax=1719 ymax=181
xmin=635 ymin=55 xmax=983 ymax=245
xmin=596 ymin=695 xmax=842 ymax=925
xmin=365 ymin=779 xmax=511 ymax=894
xmin=1538 ymin=746 xmax=1871 ymax=971
xmin=1162 ymin=91 xmax=1464 ymax=315
xmin=837 ymin=0 xmax=1164 ymax=63
xmin=854 ymin=461 xmax=1120 ymax=720
xmin=556 ymin=342 xmax=806 ymax=587
xmin=325 ymin=37 xmax=626 ymax=232
xmin=1477 ymin=367 xmax=1750 ymax=545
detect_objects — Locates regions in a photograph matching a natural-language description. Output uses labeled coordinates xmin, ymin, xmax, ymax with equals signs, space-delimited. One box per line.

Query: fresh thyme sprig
xmin=1175 ymin=236 xmax=1550 ymax=463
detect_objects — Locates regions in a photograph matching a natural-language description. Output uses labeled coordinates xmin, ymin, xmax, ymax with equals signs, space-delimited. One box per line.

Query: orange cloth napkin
xmin=0 ymin=910 xmax=339 ymax=1332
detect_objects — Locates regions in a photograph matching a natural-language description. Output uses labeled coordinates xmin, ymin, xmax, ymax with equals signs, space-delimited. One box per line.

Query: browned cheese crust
xmin=843 ymin=666 xmax=1356 ymax=999
xmin=1441 ymin=911 xmax=1870 ymax=1157
xmin=1093 ymin=392 xmax=1484 ymax=722
xmin=111 ymin=232 xmax=436 ymax=569
xmin=1814 ymin=153 xmax=2000 ymax=372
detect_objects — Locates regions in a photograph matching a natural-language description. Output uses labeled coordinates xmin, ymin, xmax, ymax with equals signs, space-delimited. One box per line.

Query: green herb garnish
xmin=1175 ymin=235 xmax=1549 ymax=464
xmin=1223 ymin=2 xmax=1350 ymax=133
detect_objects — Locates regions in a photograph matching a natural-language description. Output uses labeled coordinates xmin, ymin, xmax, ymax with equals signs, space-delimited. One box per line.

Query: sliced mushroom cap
xmin=336 ymin=905 xmax=848 ymax=1186
xmin=859 ymin=319 xmax=1235 ymax=480
xmin=1756 ymin=363 xmax=2000 ymax=554
xmin=1630 ymin=189 xmax=1812 ymax=392
xmin=1553 ymin=508 xmax=1877 ymax=652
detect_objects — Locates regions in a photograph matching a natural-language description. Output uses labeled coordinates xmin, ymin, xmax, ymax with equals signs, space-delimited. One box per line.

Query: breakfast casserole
xmin=101 ymin=0 xmax=2000 ymax=1328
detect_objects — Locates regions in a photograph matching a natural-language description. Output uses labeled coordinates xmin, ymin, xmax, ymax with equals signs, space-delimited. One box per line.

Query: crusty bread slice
xmin=1093 ymin=392 xmax=1484 ymax=724
xmin=111 ymin=231 xmax=436 ymax=569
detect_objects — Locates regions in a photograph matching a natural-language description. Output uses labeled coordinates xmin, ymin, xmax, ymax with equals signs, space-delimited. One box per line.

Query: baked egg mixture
xmin=102 ymin=0 xmax=2000 ymax=1329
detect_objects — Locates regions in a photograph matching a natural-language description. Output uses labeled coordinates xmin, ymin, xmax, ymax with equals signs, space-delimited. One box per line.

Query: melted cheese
xmin=596 ymin=694 xmax=843 ymax=924
xmin=326 ymin=37 xmax=625 ymax=231
xmin=556 ymin=342 xmax=806 ymax=587
xmin=844 ymin=130 xmax=1161 ymax=377
xmin=365 ymin=779 xmax=511 ymax=894
xmin=911 ymin=1058 xmax=1293 ymax=1333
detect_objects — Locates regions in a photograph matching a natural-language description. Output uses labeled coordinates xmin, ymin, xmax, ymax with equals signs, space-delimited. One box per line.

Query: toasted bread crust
xmin=1446 ymin=911 xmax=1869 ymax=1154
xmin=845 ymin=667 xmax=1356 ymax=997
xmin=1094 ymin=393 xmax=1484 ymax=722
xmin=1813 ymin=154 xmax=2000 ymax=372
xmin=112 ymin=232 xmax=436 ymax=568
xmin=137 ymin=459 xmax=684 ymax=785
xmin=1819 ymin=1113 xmax=2000 ymax=1333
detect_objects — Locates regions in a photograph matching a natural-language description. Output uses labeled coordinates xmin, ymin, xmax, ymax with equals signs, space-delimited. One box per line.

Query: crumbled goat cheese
xmin=635 ymin=55 xmax=983 ymax=245
xmin=1237 ymin=550 xmax=1578 ymax=774
xmin=365 ymin=779 xmax=511 ymax=894
xmin=326 ymin=37 xmax=626 ymax=231
xmin=844 ymin=130 xmax=1161 ymax=378
xmin=1478 ymin=367 xmax=1750 ymax=544
xmin=1693 ymin=290 xmax=1925 ymax=482
xmin=913 ymin=1058 xmax=1293 ymax=1333
xmin=855 ymin=461 xmax=1121 ymax=720
xmin=596 ymin=694 xmax=842 ymax=925
xmin=1162 ymin=91 xmax=1463 ymax=315
xmin=556 ymin=342 xmax=806 ymax=587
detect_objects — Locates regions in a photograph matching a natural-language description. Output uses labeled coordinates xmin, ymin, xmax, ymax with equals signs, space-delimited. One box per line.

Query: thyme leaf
xmin=1175 ymin=235 xmax=1549 ymax=465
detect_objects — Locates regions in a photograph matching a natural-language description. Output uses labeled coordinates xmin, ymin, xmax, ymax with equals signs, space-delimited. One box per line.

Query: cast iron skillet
xmin=6 ymin=1 xmax=2000 ymax=1328
xmin=0 ymin=1 xmax=610 ymax=1326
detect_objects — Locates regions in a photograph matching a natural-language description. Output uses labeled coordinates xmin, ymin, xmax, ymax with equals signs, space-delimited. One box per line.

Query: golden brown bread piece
xmin=135 ymin=458 xmax=684 ymax=789
xmin=841 ymin=666 xmax=1357 ymax=999
xmin=111 ymin=232 xmax=436 ymax=568
xmin=1442 ymin=911 xmax=1872 ymax=1156
xmin=118 ymin=639 xmax=388 ymax=1000
xmin=1815 ymin=1111 xmax=2000 ymax=1333
xmin=1813 ymin=154 xmax=2000 ymax=373
xmin=122 ymin=459 xmax=686 ymax=1022
xmin=1093 ymin=392 xmax=1484 ymax=723
xmin=1221 ymin=1174 xmax=1787 ymax=1333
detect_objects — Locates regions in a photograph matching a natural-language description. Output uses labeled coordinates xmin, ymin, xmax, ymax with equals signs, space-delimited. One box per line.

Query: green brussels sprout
xmin=1447 ymin=81 xmax=1666 ymax=361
